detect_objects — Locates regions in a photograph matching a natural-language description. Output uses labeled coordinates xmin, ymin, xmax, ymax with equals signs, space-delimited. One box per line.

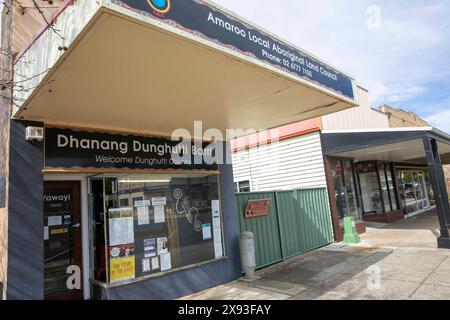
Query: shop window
xmin=358 ymin=161 xmax=400 ymax=215
xmin=416 ymin=171 xmax=431 ymax=209
xmin=343 ymin=160 xmax=359 ymax=219
xmin=330 ymin=158 xmax=361 ymax=222
xmin=379 ymin=162 xmax=392 ymax=213
xmin=398 ymin=170 xmax=416 ymax=214
xmin=386 ymin=164 xmax=399 ymax=211
xmin=356 ymin=162 xmax=383 ymax=215
xmin=89 ymin=173 xmax=224 ymax=285
xmin=424 ymin=170 xmax=436 ymax=206
xmin=397 ymin=169 xmax=432 ymax=215
xmin=331 ymin=159 xmax=346 ymax=220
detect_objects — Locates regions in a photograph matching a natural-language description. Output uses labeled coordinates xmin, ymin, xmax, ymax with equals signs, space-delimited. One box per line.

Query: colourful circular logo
xmin=147 ymin=0 xmax=171 ymax=14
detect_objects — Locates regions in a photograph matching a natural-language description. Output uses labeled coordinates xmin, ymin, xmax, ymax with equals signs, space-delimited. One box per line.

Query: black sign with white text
xmin=44 ymin=127 xmax=218 ymax=171
xmin=116 ymin=0 xmax=355 ymax=99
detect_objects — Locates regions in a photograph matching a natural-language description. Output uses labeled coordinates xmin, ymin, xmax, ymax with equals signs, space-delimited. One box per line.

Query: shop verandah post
xmin=423 ymin=135 xmax=450 ymax=248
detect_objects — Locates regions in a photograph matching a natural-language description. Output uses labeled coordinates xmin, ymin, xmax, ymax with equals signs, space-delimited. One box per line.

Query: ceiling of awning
xmin=332 ymin=139 xmax=428 ymax=164
xmin=14 ymin=8 xmax=356 ymax=139
xmin=322 ymin=130 xmax=450 ymax=165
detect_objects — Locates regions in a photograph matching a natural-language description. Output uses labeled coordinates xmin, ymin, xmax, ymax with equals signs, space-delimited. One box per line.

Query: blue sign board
xmin=116 ymin=0 xmax=355 ymax=99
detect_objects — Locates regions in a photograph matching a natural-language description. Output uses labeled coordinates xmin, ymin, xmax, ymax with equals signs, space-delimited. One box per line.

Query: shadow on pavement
xmin=244 ymin=248 xmax=391 ymax=299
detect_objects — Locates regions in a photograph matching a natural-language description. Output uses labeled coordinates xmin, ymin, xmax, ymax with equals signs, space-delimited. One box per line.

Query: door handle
xmin=72 ymin=223 xmax=81 ymax=228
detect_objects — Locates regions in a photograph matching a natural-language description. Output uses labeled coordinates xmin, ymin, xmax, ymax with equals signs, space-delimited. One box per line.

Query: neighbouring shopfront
xmin=327 ymin=157 xmax=436 ymax=226
xmin=329 ymin=158 xmax=360 ymax=223
xmin=322 ymin=128 xmax=450 ymax=248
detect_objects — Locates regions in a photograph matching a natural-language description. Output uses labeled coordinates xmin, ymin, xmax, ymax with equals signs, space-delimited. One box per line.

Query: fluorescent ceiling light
xmin=366 ymin=146 xmax=405 ymax=155
xmin=118 ymin=179 xmax=171 ymax=183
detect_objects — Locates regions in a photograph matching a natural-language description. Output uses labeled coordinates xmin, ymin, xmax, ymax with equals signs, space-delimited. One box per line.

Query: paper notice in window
xmin=137 ymin=206 xmax=150 ymax=225
xmin=160 ymin=253 xmax=172 ymax=272
xmin=48 ymin=216 xmax=62 ymax=226
xmin=157 ymin=237 xmax=168 ymax=255
xmin=151 ymin=257 xmax=160 ymax=270
xmin=135 ymin=200 xmax=150 ymax=207
xmin=142 ymin=258 xmax=151 ymax=273
xmin=212 ymin=200 xmax=223 ymax=258
xmin=144 ymin=238 xmax=156 ymax=258
xmin=202 ymin=223 xmax=212 ymax=240
xmin=154 ymin=205 xmax=165 ymax=224
xmin=152 ymin=197 xmax=167 ymax=206
xmin=44 ymin=226 xmax=49 ymax=240
xmin=109 ymin=217 xmax=134 ymax=246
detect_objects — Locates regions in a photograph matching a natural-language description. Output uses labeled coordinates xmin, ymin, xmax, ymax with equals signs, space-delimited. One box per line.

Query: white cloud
xmin=426 ymin=110 xmax=450 ymax=133
xmin=213 ymin=0 xmax=450 ymax=117
xmin=386 ymin=86 xmax=427 ymax=104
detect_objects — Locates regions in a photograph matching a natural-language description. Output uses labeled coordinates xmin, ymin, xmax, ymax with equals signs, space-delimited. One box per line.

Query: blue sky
xmin=214 ymin=0 xmax=450 ymax=132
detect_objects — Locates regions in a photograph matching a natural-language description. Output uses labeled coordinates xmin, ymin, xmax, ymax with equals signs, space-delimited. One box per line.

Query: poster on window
xmin=202 ymin=223 xmax=212 ymax=240
xmin=109 ymin=243 xmax=136 ymax=283
xmin=142 ymin=258 xmax=151 ymax=273
xmin=152 ymin=197 xmax=167 ymax=206
xmin=160 ymin=253 xmax=172 ymax=272
xmin=212 ymin=200 xmax=223 ymax=258
xmin=157 ymin=237 xmax=168 ymax=255
xmin=144 ymin=238 xmax=156 ymax=258
xmin=109 ymin=208 xmax=134 ymax=246
xmin=154 ymin=205 xmax=166 ymax=223
xmin=137 ymin=206 xmax=150 ymax=225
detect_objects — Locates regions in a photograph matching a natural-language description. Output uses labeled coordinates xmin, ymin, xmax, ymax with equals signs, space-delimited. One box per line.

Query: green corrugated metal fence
xmin=236 ymin=188 xmax=334 ymax=269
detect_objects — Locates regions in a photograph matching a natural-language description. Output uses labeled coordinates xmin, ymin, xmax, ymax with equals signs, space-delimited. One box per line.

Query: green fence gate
xmin=236 ymin=188 xmax=334 ymax=269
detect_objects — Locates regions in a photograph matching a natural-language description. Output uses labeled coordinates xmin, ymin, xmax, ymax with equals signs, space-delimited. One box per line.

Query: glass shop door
xmin=417 ymin=171 xmax=430 ymax=209
xmin=44 ymin=181 xmax=83 ymax=300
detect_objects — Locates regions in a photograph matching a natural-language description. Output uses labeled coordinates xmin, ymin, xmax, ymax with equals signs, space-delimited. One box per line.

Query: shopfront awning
xmin=322 ymin=127 xmax=450 ymax=248
xmin=12 ymin=0 xmax=357 ymax=138
xmin=322 ymin=127 xmax=450 ymax=165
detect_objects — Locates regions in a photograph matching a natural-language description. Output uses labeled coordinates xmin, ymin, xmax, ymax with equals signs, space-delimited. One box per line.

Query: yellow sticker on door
xmin=51 ymin=228 xmax=69 ymax=235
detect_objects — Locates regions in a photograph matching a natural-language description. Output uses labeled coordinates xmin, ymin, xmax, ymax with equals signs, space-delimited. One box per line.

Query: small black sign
xmin=44 ymin=127 xmax=218 ymax=171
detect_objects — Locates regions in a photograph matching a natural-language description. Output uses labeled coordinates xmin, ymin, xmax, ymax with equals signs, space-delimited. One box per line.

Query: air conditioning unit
xmin=26 ymin=126 xmax=44 ymax=142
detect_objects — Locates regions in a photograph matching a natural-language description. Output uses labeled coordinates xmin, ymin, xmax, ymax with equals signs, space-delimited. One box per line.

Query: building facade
xmin=379 ymin=105 xmax=429 ymax=128
xmin=232 ymin=87 xmax=450 ymax=243
xmin=232 ymin=119 xmax=326 ymax=192
xmin=0 ymin=0 xmax=359 ymax=300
